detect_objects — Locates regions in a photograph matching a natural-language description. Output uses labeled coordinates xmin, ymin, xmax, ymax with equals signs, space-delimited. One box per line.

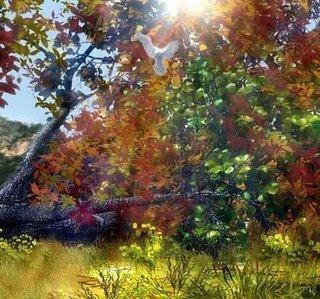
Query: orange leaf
xmin=31 ymin=183 xmax=41 ymax=195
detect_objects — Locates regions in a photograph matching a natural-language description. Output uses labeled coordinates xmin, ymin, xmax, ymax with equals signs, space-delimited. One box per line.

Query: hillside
xmin=0 ymin=117 xmax=41 ymax=184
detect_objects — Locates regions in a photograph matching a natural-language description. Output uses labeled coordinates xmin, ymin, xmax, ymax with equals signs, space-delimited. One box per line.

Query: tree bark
xmin=0 ymin=192 xmax=270 ymax=242
xmin=0 ymin=194 xmax=175 ymax=242
xmin=0 ymin=43 xmax=96 ymax=205
xmin=2 ymin=211 xmax=117 ymax=243
xmin=0 ymin=108 xmax=70 ymax=205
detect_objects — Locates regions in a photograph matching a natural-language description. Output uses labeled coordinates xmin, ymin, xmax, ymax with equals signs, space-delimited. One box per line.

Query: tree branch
xmin=0 ymin=44 xmax=98 ymax=204
xmin=0 ymin=108 xmax=70 ymax=204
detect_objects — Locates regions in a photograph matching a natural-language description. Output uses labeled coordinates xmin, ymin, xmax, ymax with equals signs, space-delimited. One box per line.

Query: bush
xmin=219 ymin=262 xmax=303 ymax=299
xmin=0 ymin=231 xmax=37 ymax=260
xmin=119 ymin=223 xmax=163 ymax=268
xmin=78 ymin=267 xmax=129 ymax=299
xmin=262 ymin=233 xmax=320 ymax=262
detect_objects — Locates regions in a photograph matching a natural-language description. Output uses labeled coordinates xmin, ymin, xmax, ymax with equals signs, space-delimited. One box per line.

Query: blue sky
xmin=0 ymin=0 xmax=61 ymax=124
xmin=0 ymin=3 xmax=317 ymax=124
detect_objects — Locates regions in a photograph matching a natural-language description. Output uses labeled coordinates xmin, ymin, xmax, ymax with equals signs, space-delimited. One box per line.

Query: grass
xmin=0 ymin=241 xmax=96 ymax=298
xmin=0 ymin=236 xmax=319 ymax=298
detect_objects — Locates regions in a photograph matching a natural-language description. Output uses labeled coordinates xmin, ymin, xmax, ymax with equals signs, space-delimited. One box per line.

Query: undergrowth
xmin=0 ymin=227 xmax=319 ymax=298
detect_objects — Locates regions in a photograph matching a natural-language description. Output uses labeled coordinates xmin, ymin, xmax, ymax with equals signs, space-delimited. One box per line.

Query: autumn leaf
xmin=171 ymin=61 xmax=181 ymax=69
xmin=31 ymin=183 xmax=41 ymax=196
xmin=0 ymin=82 xmax=16 ymax=95
xmin=171 ymin=73 xmax=181 ymax=89
xmin=0 ymin=31 xmax=15 ymax=44
xmin=199 ymin=43 xmax=208 ymax=51
xmin=298 ymin=0 xmax=309 ymax=11
xmin=61 ymin=195 xmax=76 ymax=208
xmin=118 ymin=53 xmax=132 ymax=65
xmin=0 ymin=97 xmax=8 ymax=108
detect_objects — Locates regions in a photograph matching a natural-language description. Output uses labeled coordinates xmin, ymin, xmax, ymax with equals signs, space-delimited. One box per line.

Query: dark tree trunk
xmin=0 ymin=45 xmax=94 ymax=206
xmin=0 ymin=193 xmax=271 ymax=242
xmin=0 ymin=44 xmax=122 ymax=242
xmin=2 ymin=211 xmax=118 ymax=243
xmin=0 ymin=108 xmax=70 ymax=205
xmin=0 ymin=194 xmax=174 ymax=242
xmin=0 ymin=106 xmax=121 ymax=242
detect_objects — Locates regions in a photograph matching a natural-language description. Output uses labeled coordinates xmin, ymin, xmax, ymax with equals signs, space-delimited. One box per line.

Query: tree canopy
xmin=0 ymin=0 xmax=319 ymax=248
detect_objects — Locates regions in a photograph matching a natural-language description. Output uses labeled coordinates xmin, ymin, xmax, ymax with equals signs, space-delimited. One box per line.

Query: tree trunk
xmin=0 ymin=44 xmax=120 ymax=241
xmin=0 ymin=193 xmax=177 ymax=241
xmin=0 ymin=183 xmax=271 ymax=242
xmin=0 ymin=108 xmax=70 ymax=205
xmin=0 ymin=107 xmax=119 ymax=242
xmin=2 ymin=211 xmax=118 ymax=243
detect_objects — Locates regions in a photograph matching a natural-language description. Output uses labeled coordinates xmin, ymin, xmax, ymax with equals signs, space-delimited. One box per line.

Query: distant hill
xmin=0 ymin=117 xmax=41 ymax=185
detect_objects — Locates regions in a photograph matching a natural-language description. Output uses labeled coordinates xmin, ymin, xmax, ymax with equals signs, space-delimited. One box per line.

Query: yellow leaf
xmin=10 ymin=0 xmax=29 ymax=12
xmin=163 ymin=60 xmax=169 ymax=69
xmin=171 ymin=74 xmax=181 ymax=89
xmin=198 ymin=135 xmax=208 ymax=141
xmin=61 ymin=195 xmax=76 ymax=209
xmin=171 ymin=61 xmax=181 ymax=69
xmin=118 ymin=53 xmax=132 ymax=65
xmin=314 ymin=70 xmax=320 ymax=78
xmin=188 ymin=51 xmax=195 ymax=58
xmin=199 ymin=43 xmax=208 ymax=51
xmin=298 ymin=0 xmax=309 ymax=11
xmin=236 ymin=183 xmax=247 ymax=191
xmin=188 ymin=153 xmax=203 ymax=164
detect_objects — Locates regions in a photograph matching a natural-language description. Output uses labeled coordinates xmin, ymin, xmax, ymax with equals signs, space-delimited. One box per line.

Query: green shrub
xmin=0 ymin=153 xmax=23 ymax=184
xmin=0 ymin=230 xmax=37 ymax=260
xmin=219 ymin=262 xmax=303 ymax=299
xmin=78 ymin=267 xmax=129 ymax=299
xmin=262 ymin=233 xmax=320 ymax=262
xmin=119 ymin=223 xmax=163 ymax=268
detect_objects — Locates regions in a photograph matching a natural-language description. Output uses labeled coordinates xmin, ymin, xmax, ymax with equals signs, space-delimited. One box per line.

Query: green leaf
xmin=194 ymin=205 xmax=206 ymax=217
xmin=224 ymin=165 xmax=235 ymax=174
xmin=209 ymin=165 xmax=223 ymax=174
xmin=213 ymin=98 xmax=224 ymax=108
xmin=312 ymin=120 xmax=320 ymax=131
xmin=243 ymin=192 xmax=252 ymax=201
xmin=264 ymin=182 xmax=279 ymax=195
xmin=206 ymin=230 xmax=221 ymax=240
xmin=226 ymin=83 xmax=237 ymax=93
xmin=237 ymin=84 xmax=255 ymax=95
xmin=194 ymin=227 xmax=205 ymax=236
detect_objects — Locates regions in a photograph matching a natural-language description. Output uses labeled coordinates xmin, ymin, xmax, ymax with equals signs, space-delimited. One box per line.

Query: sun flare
xmin=163 ymin=0 xmax=208 ymax=17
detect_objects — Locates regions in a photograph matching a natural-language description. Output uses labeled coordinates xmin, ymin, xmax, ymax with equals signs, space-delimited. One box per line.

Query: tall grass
xmin=0 ymin=241 xmax=104 ymax=298
xmin=0 ymin=238 xmax=319 ymax=298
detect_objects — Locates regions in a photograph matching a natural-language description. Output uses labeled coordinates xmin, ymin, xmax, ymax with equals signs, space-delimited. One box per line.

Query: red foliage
xmin=0 ymin=29 xmax=19 ymax=107
xmin=286 ymin=149 xmax=320 ymax=199
xmin=69 ymin=201 xmax=96 ymax=226
xmin=68 ymin=2 xmax=111 ymax=41
xmin=289 ymin=29 xmax=320 ymax=67
xmin=117 ymin=41 xmax=148 ymax=66
xmin=126 ymin=197 xmax=194 ymax=235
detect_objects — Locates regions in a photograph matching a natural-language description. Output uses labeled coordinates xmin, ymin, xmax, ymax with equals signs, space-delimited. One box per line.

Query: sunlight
xmin=163 ymin=0 xmax=207 ymax=17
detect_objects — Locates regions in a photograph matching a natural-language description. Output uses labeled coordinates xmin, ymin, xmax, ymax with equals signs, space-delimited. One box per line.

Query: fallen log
xmin=0 ymin=194 xmax=177 ymax=242
xmin=0 ymin=193 xmax=189 ymax=241
xmin=0 ymin=191 xmax=270 ymax=242
xmin=1 ymin=211 xmax=117 ymax=243
xmin=0 ymin=195 xmax=172 ymax=225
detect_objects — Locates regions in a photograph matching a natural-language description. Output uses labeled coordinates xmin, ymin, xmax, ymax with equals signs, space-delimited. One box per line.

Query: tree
xmin=0 ymin=0 xmax=163 ymax=239
xmin=0 ymin=0 xmax=319 ymax=245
